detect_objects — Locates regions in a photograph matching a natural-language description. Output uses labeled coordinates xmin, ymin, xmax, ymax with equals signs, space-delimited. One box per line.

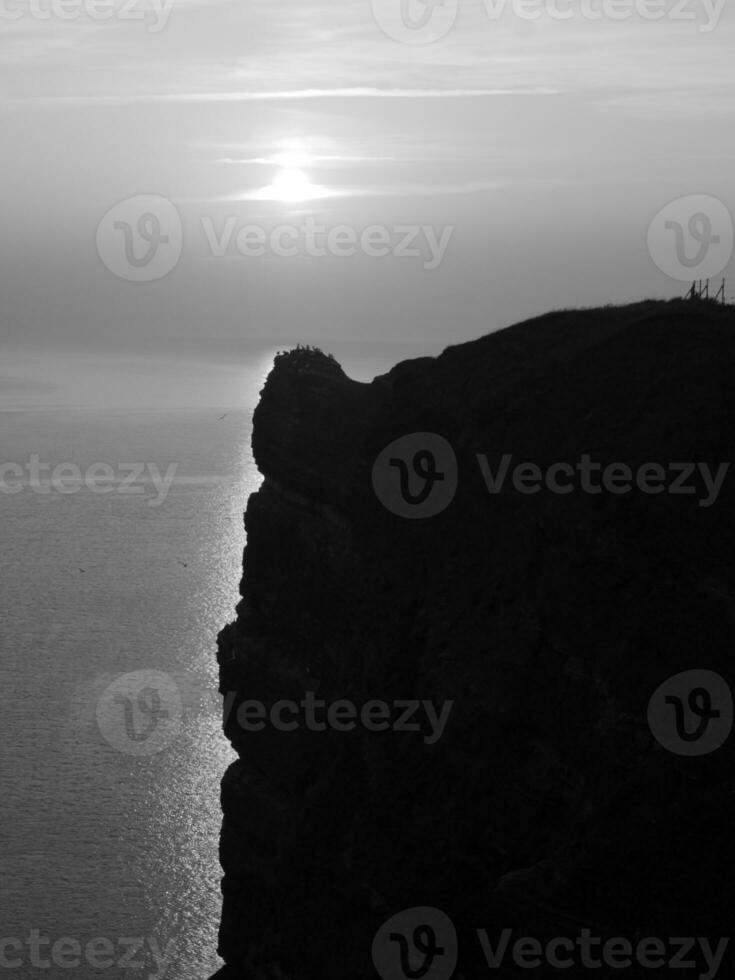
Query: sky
xmin=1 ymin=0 xmax=735 ymax=403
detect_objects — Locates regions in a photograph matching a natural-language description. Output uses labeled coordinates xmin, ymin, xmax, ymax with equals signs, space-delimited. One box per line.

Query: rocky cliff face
xmin=214 ymin=301 xmax=735 ymax=979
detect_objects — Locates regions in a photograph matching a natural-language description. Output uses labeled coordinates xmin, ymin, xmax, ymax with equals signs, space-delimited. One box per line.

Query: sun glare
xmin=242 ymin=141 xmax=338 ymax=202
xmin=267 ymin=168 xmax=316 ymax=202
xmin=249 ymin=163 xmax=334 ymax=202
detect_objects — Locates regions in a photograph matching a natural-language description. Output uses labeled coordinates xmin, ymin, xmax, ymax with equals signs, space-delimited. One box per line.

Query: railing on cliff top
xmin=684 ymin=278 xmax=732 ymax=304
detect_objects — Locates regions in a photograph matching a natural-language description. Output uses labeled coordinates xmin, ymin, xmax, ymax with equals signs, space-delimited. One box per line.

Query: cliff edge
xmin=214 ymin=301 xmax=735 ymax=979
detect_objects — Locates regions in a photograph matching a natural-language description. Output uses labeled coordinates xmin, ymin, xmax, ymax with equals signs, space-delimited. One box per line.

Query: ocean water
xmin=0 ymin=407 xmax=263 ymax=980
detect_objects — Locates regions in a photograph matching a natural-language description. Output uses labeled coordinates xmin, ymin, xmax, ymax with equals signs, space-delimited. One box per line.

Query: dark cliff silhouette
xmin=213 ymin=299 xmax=735 ymax=979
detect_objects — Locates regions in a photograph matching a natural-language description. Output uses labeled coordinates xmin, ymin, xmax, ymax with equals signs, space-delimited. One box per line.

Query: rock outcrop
xmin=214 ymin=302 xmax=735 ymax=979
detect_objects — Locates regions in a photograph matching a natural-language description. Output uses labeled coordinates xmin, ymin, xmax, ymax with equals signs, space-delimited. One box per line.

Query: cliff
xmin=214 ymin=300 xmax=735 ymax=979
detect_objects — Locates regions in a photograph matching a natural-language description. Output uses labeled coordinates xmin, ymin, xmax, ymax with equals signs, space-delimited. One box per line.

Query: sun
xmin=248 ymin=163 xmax=335 ymax=203
xmin=262 ymin=167 xmax=317 ymax=202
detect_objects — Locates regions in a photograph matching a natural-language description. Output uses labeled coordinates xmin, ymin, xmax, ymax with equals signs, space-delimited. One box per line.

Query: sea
xmin=0 ymin=404 xmax=262 ymax=980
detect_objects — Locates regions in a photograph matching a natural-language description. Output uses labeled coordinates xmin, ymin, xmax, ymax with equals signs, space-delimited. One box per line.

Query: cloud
xmin=3 ymin=0 xmax=732 ymax=111
xmin=21 ymin=85 xmax=562 ymax=106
